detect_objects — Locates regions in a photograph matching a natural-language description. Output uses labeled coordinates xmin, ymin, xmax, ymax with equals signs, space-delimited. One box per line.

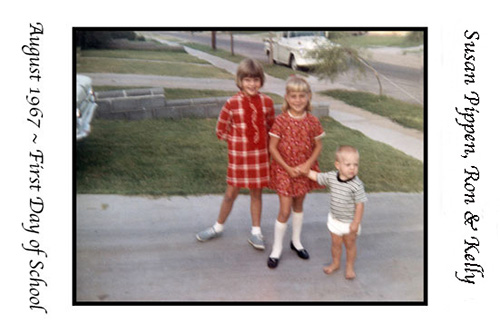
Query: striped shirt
xmin=317 ymin=171 xmax=367 ymax=223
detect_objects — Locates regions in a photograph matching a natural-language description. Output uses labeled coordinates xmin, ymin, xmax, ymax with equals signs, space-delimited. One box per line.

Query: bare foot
xmin=323 ymin=263 xmax=340 ymax=275
xmin=345 ymin=268 xmax=356 ymax=280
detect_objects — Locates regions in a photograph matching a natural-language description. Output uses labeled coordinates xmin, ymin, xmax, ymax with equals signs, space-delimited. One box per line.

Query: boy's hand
xmin=349 ymin=222 xmax=359 ymax=234
xmin=297 ymin=162 xmax=311 ymax=176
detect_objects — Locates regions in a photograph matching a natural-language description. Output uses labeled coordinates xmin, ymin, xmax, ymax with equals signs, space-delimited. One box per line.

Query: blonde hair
xmin=282 ymin=75 xmax=312 ymax=113
xmin=236 ymin=58 xmax=265 ymax=89
xmin=335 ymin=145 xmax=359 ymax=162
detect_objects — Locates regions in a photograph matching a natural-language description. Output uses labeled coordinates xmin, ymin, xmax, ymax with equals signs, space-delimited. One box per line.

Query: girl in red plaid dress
xmin=196 ymin=59 xmax=275 ymax=250
xmin=267 ymin=76 xmax=325 ymax=269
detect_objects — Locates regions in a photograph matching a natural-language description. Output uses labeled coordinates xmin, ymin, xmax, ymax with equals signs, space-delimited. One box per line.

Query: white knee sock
xmin=291 ymin=211 xmax=304 ymax=250
xmin=270 ymin=220 xmax=287 ymax=258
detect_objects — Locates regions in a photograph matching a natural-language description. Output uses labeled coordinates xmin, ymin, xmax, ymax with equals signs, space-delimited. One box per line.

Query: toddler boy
xmin=307 ymin=145 xmax=367 ymax=279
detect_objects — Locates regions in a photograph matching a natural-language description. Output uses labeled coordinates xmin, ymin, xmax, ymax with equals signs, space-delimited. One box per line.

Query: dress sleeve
xmin=312 ymin=116 xmax=325 ymax=140
xmin=269 ymin=115 xmax=282 ymax=139
xmin=266 ymin=98 xmax=275 ymax=133
xmin=216 ymin=100 xmax=232 ymax=141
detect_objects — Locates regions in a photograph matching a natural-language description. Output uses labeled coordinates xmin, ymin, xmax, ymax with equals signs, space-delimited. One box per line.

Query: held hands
xmin=286 ymin=163 xmax=311 ymax=178
xmin=296 ymin=162 xmax=311 ymax=176
xmin=286 ymin=166 xmax=302 ymax=178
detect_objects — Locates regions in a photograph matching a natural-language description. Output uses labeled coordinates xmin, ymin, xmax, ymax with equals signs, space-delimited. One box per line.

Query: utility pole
xmin=230 ymin=32 xmax=234 ymax=55
xmin=211 ymin=31 xmax=216 ymax=50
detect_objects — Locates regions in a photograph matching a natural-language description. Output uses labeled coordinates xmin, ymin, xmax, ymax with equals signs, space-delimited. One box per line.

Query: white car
xmin=264 ymin=31 xmax=332 ymax=70
xmin=76 ymin=74 xmax=98 ymax=140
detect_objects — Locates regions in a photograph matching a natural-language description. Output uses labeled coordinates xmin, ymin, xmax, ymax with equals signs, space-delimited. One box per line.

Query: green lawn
xmin=76 ymin=117 xmax=423 ymax=196
xmin=76 ymin=39 xmax=423 ymax=197
xmin=333 ymin=32 xmax=424 ymax=48
xmin=77 ymin=49 xmax=234 ymax=79
xmin=320 ymin=89 xmax=424 ymax=131
xmin=182 ymin=42 xmax=304 ymax=80
xmin=80 ymin=49 xmax=207 ymax=63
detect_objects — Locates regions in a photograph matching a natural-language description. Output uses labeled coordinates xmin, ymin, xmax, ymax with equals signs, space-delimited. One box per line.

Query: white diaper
xmin=327 ymin=213 xmax=361 ymax=236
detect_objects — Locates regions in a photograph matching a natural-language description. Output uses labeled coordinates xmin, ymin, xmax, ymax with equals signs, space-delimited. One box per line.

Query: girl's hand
xmin=286 ymin=166 xmax=301 ymax=178
xmin=349 ymin=223 xmax=359 ymax=234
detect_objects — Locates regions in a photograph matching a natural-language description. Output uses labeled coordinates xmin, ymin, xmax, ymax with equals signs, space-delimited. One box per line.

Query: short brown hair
xmin=236 ymin=58 xmax=265 ymax=89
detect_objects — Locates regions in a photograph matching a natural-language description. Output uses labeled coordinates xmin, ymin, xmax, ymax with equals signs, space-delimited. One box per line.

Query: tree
xmin=310 ymin=33 xmax=383 ymax=95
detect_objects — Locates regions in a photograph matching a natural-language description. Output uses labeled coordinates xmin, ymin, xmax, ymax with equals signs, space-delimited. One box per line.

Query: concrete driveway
xmin=76 ymin=192 xmax=424 ymax=302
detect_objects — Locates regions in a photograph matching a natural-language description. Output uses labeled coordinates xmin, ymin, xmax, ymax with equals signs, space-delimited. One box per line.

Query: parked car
xmin=76 ymin=74 xmax=98 ymax=140
xmin=264 ymin=31 xmax=333 ymax=70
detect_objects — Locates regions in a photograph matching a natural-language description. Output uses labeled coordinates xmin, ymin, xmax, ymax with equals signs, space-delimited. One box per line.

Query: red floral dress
xmin=269 ymin=111 xmax=325 ymax=197
xmin=216 ymin=92 xmax=275 ymax=188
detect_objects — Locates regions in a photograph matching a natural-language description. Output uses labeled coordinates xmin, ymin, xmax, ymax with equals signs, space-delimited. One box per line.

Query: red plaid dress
xmin=269 ymin=111 xmax=325 ymax=197
xmin=216 ymin=92 xmax=275 ymax=188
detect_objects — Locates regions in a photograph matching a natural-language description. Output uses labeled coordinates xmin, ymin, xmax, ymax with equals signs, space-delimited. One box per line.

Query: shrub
xmin=76 ymin=31 xmax=140 ymax=49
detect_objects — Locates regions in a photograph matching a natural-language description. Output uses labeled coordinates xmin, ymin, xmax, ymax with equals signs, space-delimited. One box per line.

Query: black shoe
xmin=267 ymin=257 xmax=279 ymax=269
xmin=290 ymin=242 xmax=309 ymax=260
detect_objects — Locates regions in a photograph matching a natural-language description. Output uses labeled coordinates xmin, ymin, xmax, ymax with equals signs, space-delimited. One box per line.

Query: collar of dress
xmin=287 ymin=111 xmax=307 ymax=120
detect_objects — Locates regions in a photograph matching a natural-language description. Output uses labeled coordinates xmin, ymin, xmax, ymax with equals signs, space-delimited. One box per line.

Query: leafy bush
xmin=406 ymin=31 xmax=424 ymax=43
xmin=76 ymin=31 xmax=140 ymax=49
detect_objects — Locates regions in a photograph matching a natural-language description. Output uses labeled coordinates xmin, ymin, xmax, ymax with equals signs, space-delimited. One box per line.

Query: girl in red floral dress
xmin=196 ymin=58 xmax=275 ymax=250
xmin=267 ymin=76 xmax=324 ymax=268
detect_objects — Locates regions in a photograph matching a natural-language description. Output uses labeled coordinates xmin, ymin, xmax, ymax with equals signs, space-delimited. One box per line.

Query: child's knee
xmin=343 ymin=236 xmax=357 ymax=249
xmin=249 ymin=188 xmax=262 ymax=199
xmin=278 ymin=209 xmax=291 ymax=222
xmin=223 ymin=190 xmax=238 ymax=203
xmin=331 ymin=234 xmax=343 ymax=247
xmin=292 ymin=197 xmax=305 ymax=212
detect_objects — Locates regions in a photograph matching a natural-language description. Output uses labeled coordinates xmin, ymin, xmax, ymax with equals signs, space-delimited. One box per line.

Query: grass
xmin=320 ymin=90 xmax=423 ymax=131
xmin=77 ymin=49 xmax=234 ymax=79
xmin=79 ymin=49 xmax=206 ymax=63
xmin=183 ymin=42 xmax=303 ymax=80
xmin=76 ymin=38 xmax=423 ymax=196
xmin=76 ymin=117 xmax=423 ymax=196
xmin=334 ymin=33 xmax=424 ymax=48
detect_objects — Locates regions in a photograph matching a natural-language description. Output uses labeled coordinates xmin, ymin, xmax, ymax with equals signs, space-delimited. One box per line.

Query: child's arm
xmin=297 ymin=138 xmax=322 ymax=175
xmin=269 ymin=136 xmax=301 ymax=178
xmin=307 ymin=170 xmax=318 ymax=182
xmin=215 ymin=104 xmax=231 ymax=141
xmin=349 ymin=202 xmax=364 ymax=234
